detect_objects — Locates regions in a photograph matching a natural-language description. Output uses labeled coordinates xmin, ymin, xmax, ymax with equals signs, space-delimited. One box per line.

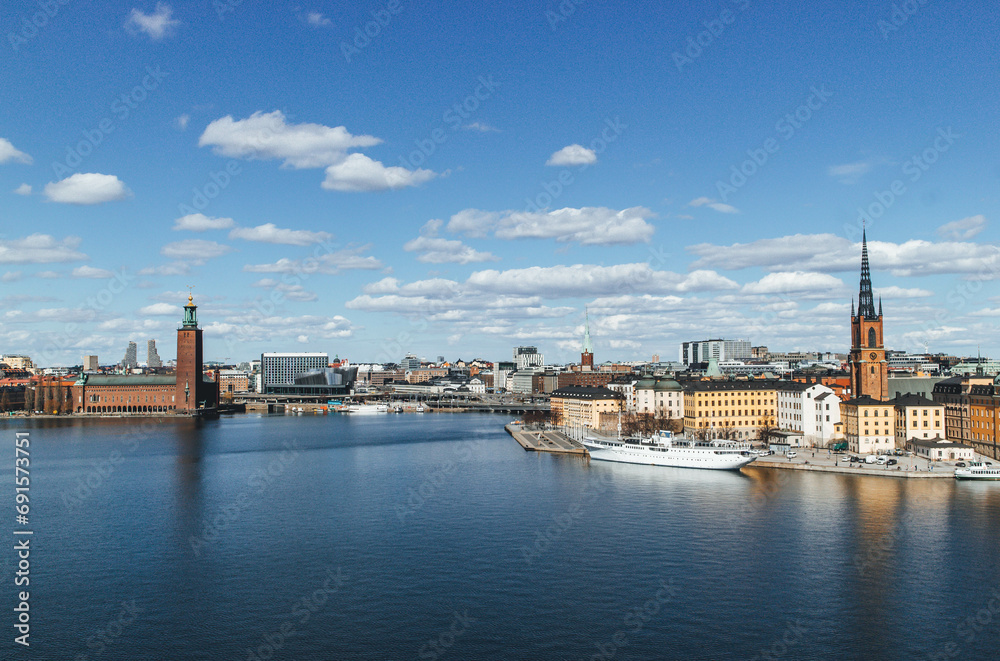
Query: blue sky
xmin=2 ymin=0 xmax=999 ymax=366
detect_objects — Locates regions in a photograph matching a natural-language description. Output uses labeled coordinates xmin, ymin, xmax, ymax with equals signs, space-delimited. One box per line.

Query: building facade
xmin=891 ymin=393 xmax=945 ymax=448
xmin=680 ymin=339 xmax=751 ymax=366
xmin=514 ymin=346 xmax=544 ymax=370
xmin=550 ymin=386 xmax=623 ymax=430
xmin=682 ymin=380 xmax=778 ymax=440
xmin=635 ymin=377 xmax=685 ymax=420
xmin=121 ymin=342 xmax=138 ymax=370
xmin=841 ymin=396 xmax=895 ymax=455
xmin=147 ymin=340 xmax=163 ymax=368
xmin=260 ymin=353 xmax=329 ymax=393
xmin=83 ymin=355 xmax=99 ymax=371
xmin=776 ymin=383 xmax=841 ymax=447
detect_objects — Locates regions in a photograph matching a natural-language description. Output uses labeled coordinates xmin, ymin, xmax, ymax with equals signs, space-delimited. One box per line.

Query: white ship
xmin=954 ymin=461 xmax=1000 ymax=481
xmin=581 ymin=430 xmax=757 ymax=471
xmin=345 ymin=403 xmax=389 ymax=414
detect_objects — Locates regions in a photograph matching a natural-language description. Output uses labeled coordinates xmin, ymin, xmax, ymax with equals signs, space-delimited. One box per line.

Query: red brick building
xmin=72 ymin=295 xmax=218 ymax=414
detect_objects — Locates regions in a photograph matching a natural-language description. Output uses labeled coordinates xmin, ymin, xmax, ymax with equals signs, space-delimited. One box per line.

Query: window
xmin=868 ymin=328 xmax=877 ymax=347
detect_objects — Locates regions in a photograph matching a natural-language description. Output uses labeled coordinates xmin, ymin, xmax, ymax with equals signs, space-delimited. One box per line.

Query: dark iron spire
xmin=857 ymin=228 xmax=877 ymax=319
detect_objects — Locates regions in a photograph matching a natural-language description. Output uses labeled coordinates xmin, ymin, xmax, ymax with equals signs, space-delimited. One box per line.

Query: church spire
xmin=857 ymin=227 xmax=877 ymax=319
xmin=582 ymin=309 xmax=594 ymax=354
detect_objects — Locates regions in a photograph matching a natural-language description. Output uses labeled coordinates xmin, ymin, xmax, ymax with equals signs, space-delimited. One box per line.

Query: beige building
xmin=891 ymin=393 xmax=944 ymax=448
xmin=683 ymin=380 xmax=779 ymax=441
xmin=218 ymin=370 xmax=251 ymax=394
xmin=1 ymin=355 xmax=34 ymax=370
xmin=550 ymin=386 xmax=623 ymax=430
xmin=635 ymin=377 xmax=685 ymax=420
xmin=841 ymin=395 xmax=895 ymax=455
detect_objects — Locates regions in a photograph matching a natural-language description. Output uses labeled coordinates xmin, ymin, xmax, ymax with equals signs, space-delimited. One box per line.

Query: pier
xmin=505 ymin=424 xmax=587 ymax=454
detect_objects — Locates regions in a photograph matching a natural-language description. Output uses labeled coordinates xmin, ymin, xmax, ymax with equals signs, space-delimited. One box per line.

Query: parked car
xmin=787 ymin=452 xmax=797 ymax=458
xmin=956 ymin=462 xmax=967 ymax=467
xmin=876 ymin=456 xmax=887 ymax=465
xmin=887 ymin=459 xmax=897 ymax=465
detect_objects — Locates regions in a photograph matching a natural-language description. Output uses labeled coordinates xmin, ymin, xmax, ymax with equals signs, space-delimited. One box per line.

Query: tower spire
xmin=857 ymin=227 xmax=877 ymax=319
xmin=582 ymin=308 xmax=594 ymax=354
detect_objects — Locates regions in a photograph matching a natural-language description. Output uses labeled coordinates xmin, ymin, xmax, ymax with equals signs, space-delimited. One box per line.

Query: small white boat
xmin=345 ymin=403 xmax=389 ymax=415
xmin=581 ymin=429 xmax=757 ymax=471
xmin=954 ymin=461 xmax=1000 ymax=480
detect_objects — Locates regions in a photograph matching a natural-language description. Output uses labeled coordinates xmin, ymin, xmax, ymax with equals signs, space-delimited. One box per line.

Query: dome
xmin=654 ymin=379 xmax=681 ymax=391
xmin=635 ymin=378 xmax=656 ymax=390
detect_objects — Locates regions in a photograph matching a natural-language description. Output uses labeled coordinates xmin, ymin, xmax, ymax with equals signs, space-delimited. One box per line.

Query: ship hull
xmin=582 ymin=442 xmax=756 ymax=471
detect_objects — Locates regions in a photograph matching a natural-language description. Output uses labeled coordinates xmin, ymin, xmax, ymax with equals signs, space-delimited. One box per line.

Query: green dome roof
xmin=635 ymin=378 xmax=656 ymax=389
xmin=654 ymin=379 xmax=681 ymax=391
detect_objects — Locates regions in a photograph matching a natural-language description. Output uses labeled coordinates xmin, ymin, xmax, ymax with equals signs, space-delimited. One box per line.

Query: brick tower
xmin=581 ymin=310 xmax=594 ymax=370
xmin=175 ymin=293 xmax=204 ymax=413
xmin=849 ymin=229 xmax=888 ymax=400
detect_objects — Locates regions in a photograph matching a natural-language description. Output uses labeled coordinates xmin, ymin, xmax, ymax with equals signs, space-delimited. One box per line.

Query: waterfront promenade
xmin=752 ymin=451 xmax=955 ymax=479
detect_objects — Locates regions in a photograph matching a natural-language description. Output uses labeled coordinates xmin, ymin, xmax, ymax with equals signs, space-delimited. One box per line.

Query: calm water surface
xmin=2 ymin=414 xmax=999 ymax=660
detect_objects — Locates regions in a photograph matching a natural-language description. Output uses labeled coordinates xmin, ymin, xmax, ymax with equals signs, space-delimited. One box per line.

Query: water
xmin=2 ymin=413 xmax=999 ymax=660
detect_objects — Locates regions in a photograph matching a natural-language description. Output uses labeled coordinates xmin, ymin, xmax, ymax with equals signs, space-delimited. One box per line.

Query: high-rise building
xmin=680 ymin=339 xmax=751 ymax=366
xmin=848 ymin=229 xmax=888 ymax=401
xmin=121 ymin=342 xmax=138 ymax=370
xmin=260 ymin=353 xmax=329 ymax=393
xmin=83 ymin=355 xmax=99 ymax=371
xmin=401 ymin=354 xmax=421 ymax=370
xmin=147 ymin=340 xmax=162 ymax=368
xmin=514 ymin=346 xmax=543 ymax=370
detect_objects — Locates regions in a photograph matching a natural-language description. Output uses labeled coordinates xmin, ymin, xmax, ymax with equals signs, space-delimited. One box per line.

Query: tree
xmin=755 ymin=415 xmax=779 ymax=445
xmin=0 ymin=389 xmax=9 ymax=412
xmin=24 ymin=386 xmax=34 ymax=412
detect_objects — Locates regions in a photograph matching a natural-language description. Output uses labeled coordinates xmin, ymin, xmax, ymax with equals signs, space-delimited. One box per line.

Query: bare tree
xmin=0 ymin=389 xmax=9 ymax=412
xmin=24 ymin=386 xmax=34 ymax=412
xmin=755 ymin=415 xmax=779 ymax=445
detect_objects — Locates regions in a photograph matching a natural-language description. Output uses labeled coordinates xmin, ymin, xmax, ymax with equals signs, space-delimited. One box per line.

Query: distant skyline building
xmin=514 ymin=346 xmax=544 ymax=370
xmin=260 ymin=352 xmax=329 ymax=393
xmin=147 ymin=340 xmax=162 ymax=368
xmin=83 ymin=355 xmax=99 ymax=371
xmin=121 ymin=342 xmax=138 ymax=370
xmin=680 ymin=339 xmax=751 ymax=366
xmin=401 ymin=354 xmax=421 ymax=370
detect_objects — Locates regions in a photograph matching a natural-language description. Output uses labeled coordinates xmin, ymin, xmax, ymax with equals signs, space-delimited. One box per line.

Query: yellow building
xmin=683 ymin=381 xmax=778 ymax=441
xmin=841 ymin=396 xmax=895 ymax=455
xmin=550 ymin=386 xmax=623 ymax=430
xmin=970 ymin=379 xmax=999 ymax=459
xmin=891 ymin=393 xmax=944 ymax=448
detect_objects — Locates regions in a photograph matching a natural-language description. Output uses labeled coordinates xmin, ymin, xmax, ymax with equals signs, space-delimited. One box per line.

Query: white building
xmin=908 ymin=438 xmax=974 ymax=462
xmin=892 ymin=393 xmax=945 ymax=448
xmin=514 ymin=346 xmax=544 ymax=370
xmin=260 ymin=352 xmax=329 ymax=393
xmin=776 ymin=383 xmax=841 ymax=447
xmin=680 ymin=339 xmax=750 ymax=366
xmin=634 ymin=377 xmax=685 ymax=420
xmin=607 ymin=378 xmax=638 ymax=411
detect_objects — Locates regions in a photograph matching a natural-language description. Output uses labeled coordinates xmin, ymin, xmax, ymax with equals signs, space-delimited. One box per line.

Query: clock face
xmin=869 ymin=352 xmax=878 ymax=360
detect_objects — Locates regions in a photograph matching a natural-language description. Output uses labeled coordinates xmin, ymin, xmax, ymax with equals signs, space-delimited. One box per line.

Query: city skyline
xmin=2 ymin=1 xmax=999 ymax=365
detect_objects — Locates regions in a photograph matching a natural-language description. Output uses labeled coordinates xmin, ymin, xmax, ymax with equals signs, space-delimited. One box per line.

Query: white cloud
xmin=688 ymin=234 xmax=1000 ymax=278
xmin=199 ymin=110 xmax=379 ymax=169
xmin=174 ymin=114 xmax=190 ymax=130
xmin=0 ymin=138 xmax=32 ymax=165
xmin=37 ymin=271 xmax=60 ymax=278
xmin=1 ymin=271 xmax=22 ymax=282
xmin=688 ymin=197 xmax=739 ymax=214
xmin=446 ymin=206 xmax=656 ymax=245
xmin=199 ymin=110 xmax=435 ymax=192
xmin=229 ymin=223 xmax=333 ymax=246
xmin=13 ymin=184 xmax=31 ymax=195
xmin=251 ymin=279 xmax=318 ymax=301
xmin=741 ymin=272 xmax=845 ymax=296
xmin=546 ymin=144 xmax=597 ymax=167
xmin=173 ymin=213 xmax=235 ymax=232
xmin=160 ymin=239 xmax=233 ymax=263
xmin=321 ymin=153 xmax=436 ymax=192
xmin=138 ymin=262 xmax=191 ymax=276
xmin=874 ymin=286 xmax=933 ymax=299
xmin=306 ymin=11 xmax=331 ymax=26
xmin=71 ymin=266 xmax=115 ymax=279
xmin=44 ymin=173 xmax=131 ymax=205
xmin=125 ymin=3 xmax=180 ymax=40
xmin=828 ymin=160 xmax=873 ymax=184
xmin=243 ymin=246 xmax=383 ymax=275
xmin=464 ymin=122 xmax=499 ymax=133
xmin=0 ymin=235 xmax=87 ymax=264
xmin=139 ymin=303 xmax=183 ymax=316
xmin=937 ymin=215 xmax=986 ymax=241
xmin=403 ymin=236 xmax=499 ymax=264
